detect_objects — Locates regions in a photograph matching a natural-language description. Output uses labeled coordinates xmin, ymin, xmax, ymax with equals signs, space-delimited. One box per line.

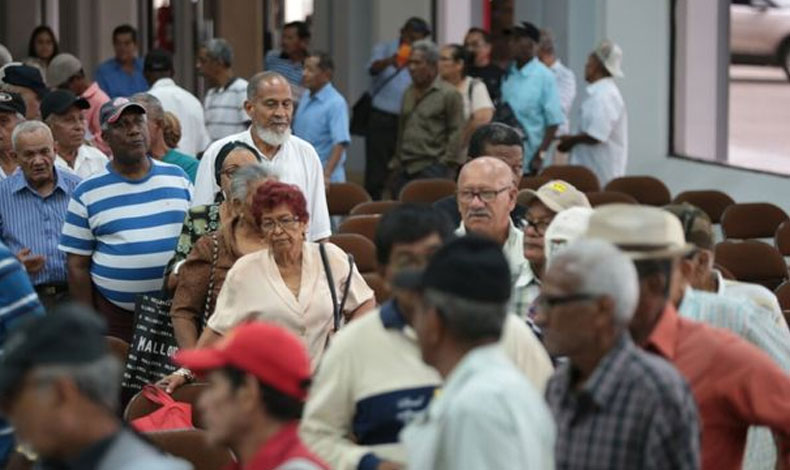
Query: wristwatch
xmin=174 ymin=367 xmax=194 ymax=383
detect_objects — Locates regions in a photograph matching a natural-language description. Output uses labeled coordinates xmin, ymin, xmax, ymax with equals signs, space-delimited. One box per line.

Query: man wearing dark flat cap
xmin=0 ymin=63 xmax=48 ymax=119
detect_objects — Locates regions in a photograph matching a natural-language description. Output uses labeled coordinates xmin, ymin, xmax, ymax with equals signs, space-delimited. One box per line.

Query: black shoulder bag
xmin=318 ymin=243 xmax=355 ymax=331
xmin=350 ymin=67 xmax=405 ymax=136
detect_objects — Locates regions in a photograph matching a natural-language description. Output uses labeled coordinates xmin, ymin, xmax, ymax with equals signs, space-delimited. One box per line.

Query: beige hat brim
xmin=618 ymin=242 xmax=695 ymax=260
xmin=516 ymin=189 xmax=564 ymax=213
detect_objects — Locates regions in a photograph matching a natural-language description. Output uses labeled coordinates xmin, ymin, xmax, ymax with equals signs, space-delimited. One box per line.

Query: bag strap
xmin=318 ymin=243 xmax=341 ymax=331
xmin=141 ymin=384 xmax=175 ymax=406
xmin=370 ymin=66 xmax=405 ymax=99
xmin=202 ymin=232 xmax=220 ymax=326
xmin=337 ymin=254 xmax=354 ymax=322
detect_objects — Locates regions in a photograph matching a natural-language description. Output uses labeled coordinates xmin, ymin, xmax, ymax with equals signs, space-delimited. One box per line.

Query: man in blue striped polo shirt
xmin=265 ymin=21 xmax=310 ymax=104
xmin=59 ymin=97 xmax=192 ymax=342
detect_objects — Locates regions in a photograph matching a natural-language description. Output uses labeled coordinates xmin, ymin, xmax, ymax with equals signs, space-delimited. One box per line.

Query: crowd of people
xmin=0 ymin=15 xmax=787 ymax=470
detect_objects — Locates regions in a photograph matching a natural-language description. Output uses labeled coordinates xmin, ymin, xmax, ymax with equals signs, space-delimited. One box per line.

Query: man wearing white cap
xmin=557 ymin=40 xmax=627 ymax=185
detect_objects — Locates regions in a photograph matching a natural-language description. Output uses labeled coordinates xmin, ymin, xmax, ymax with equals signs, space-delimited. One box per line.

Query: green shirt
xmin=163 ymin=148 xmax=199 ymax=183
xmin=392 ymin=79 xmax=464 ymax=175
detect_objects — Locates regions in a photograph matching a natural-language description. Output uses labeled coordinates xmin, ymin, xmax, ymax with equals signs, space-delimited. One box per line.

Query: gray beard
xmin=254 ymin=125 xmax=291 ymax=146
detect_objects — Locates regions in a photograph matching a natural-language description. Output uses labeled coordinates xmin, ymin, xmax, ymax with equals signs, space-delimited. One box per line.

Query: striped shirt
xmin=58 ymin=159 xmax=192 ymax=311
xmin=0 ymin=167 xmax=82 ymax=285
xmin=204 ymin=77 xmax=250 ymax=141
xmin=264 ymin=50 xmax=306 ymax=102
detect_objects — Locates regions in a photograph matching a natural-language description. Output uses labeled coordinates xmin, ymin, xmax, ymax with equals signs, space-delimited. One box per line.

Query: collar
xmin=380 ymin=300 xmax=407 ymax=330
xmin=307 ymin=82 xmax=334 ymax=102
xmin=714 ymin=269 xmax=725 ymax=295
xmin=242 ymin=128 xmax=289 ymax=161
xmin=218 ymin=76 xmax=240 ymax=93
xmin=513 ymin=56 xmax=539 ymax=76
xmin=571 ymin=334 xmax=634 ymax=409
xmin=229 ymin=422 xmax=302 ymax=470
xmin=456 ymin=220 xmax=530 ymax=281
xmin=9 ymin=167 xmax=66 ymax=196
xmin=644 ymin=303 xmax=680 ymax=360
xmin=549 ymin=60 xmax=563 ymax=71
xmin=586 ymin=76 xmax=615 ymax=94
xmin=151 ymin=78 xmax=176 ymax=89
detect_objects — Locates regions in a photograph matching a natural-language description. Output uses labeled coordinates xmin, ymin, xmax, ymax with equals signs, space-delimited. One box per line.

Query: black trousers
xmin=364 ymin=109 xmax=399 ymax=200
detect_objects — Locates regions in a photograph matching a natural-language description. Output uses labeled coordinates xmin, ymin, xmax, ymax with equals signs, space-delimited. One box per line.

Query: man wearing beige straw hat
xmin=586 ymin=204 xmax=790 ymax=470
xmin=557 ymin=40 xmax=627 ymax=185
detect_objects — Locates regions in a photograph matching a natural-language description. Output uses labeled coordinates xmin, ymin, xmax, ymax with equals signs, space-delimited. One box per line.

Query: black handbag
xmin=350 ymin=67 xmax=405 ymax=136
xmin=318 ymin=243 xmax=354 ymax=331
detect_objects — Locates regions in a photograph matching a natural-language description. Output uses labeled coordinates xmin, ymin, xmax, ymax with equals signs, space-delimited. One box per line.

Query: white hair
xmin=12 ymin=120 xmax=53 ymax=151
xmin=550 ymin=238 xmax=639 ymax=326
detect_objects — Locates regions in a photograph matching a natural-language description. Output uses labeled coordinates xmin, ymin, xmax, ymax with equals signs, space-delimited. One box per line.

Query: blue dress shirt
xmin=501 ymin=57 xmax=565 ymax=167
xmin=368 ymin=40 xmax=413 ymax=115
xmin=292 ymin=83 xmax=351 ymax=183
xmin=94 ymin=57 xmax=148 ymax=98
xmin=0 ymin=167 xmax=81 ymax=285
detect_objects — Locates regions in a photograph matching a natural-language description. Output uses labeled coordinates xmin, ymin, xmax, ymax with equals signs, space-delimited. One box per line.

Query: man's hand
xmin=16 ymin=248 xmax=45 ymax=274
xmin=528 ymin=153 xmax=544 ymax=175
xmin=556 ymin=135 xmax=576 ymax=153
xmin=324 ymin=170 xmax=332 ymax=192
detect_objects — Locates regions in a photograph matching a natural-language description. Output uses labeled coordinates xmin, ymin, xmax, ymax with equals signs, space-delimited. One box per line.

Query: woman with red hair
xmin=160 ymin=181 xmax=375 ymax=392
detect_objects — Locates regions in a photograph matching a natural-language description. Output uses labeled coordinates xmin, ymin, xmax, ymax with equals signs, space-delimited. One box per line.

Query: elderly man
xmin=365 ymin=17 xmax=431 ymax=200
xmin=94 ymin=24 xmax=148 ymax=98
xmin=464 ymin=28 xmax=503 ymax=105
xmin=558 ymin=40 xmax=628 ymax=185
xmin=42 ymin=90 xmax=108 ymax=178
xmin=193 ymin=72 xmax=330 ymax=241
xmin=587 ymin=204 xmax=790 ymax=470
xmin=47 ymin=53 xmax=111 ymax=154
xmin=293 ymin=52 xmax=350 ymax=184
xmin=397 ymin=236 xmax=555 ymax=470
xmin=300 ymin=205 xmax=552 ymax=470
xmin=59 ymin=98 xmax=192 ymax=342
xmin=198 ymin=38 xmax=249 ymax=141
xmin=538 ymin=239 xmax=700 ymax=469
xmin=0 ymin=91 xmax=25 ymax=178
xmin=0 ymin=120 xmax=80 ymax=309
xmin=131 ymin=93 xmax=199 ymax=181
xmin=265 ymin=21 xmax=311 ymax=104
xmin=537 ymin=30 xmax=576 ymax=135
xmin=0 ymin=63 xmax=47 ymax=119
xmin=389 ymin=39 xmax=463 ymax=197
xmin=176 ymin=322 xmax=327 ymax=470
xmin=0 ymin=305 xmax=191 ymax=470
xmin=144 ymin=49 xmax=210 ymax=156
xmin=501 ymin=22 xmax=564 ymax=174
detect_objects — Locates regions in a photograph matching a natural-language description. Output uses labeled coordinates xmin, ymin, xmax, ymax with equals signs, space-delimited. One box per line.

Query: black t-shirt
xmin=433 ymin=195 xmax=527 ymax=228
xmin=468 ymin=64 xmax=504 ymax=105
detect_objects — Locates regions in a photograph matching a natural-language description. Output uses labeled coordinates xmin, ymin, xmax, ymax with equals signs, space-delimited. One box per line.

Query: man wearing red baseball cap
xmin=175 ymin=322 xmax=328 ymax=470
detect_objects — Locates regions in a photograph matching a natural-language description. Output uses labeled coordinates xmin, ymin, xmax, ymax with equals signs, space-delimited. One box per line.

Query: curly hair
xmin=251 ymin=181 xmax=309 ymax=226
xmin=162 ymin=111 xmax=181 ymax=149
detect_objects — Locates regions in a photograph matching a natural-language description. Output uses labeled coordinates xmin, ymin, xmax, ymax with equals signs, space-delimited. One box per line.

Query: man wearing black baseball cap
xmin=0 ymin=304 xmax=191 ymax=470
xmin=0 ymin=90 xmax=26 ymax=179
xmin=397 ymin=235 xmax=555 ymax=470
xmin=0 ymin=63 xmax=47 ymax=119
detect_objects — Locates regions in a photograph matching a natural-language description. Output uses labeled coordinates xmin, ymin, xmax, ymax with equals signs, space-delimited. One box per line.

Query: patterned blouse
xmin=165 ymin=203 xmax=223 ymax=275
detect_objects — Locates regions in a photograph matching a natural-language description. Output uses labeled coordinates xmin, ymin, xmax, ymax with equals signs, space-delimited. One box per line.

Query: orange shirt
xmin=644 ymin=304 xmax=790 ymax=470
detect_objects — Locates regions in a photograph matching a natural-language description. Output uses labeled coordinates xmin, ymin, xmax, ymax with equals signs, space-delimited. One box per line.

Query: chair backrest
xmin=775 ymin=281 xmax=790 ymax=310
xmin=350 ymin=200 xmax=402 ymax=216
xmin=672 ymin=190 xmax=735 ymax=224
xmin=399 ymin=178 xmax=457 ymax=204
xmin=775 ymin=220 xmax=790 ymax=256
xmin=327 ymin=183 xmax=371 ymax=216
xmin=721 ymin=202 xmax=789 ymax=240
xmin=124 ymin=383 xmax=209 ymax=429
xmin=329 ymin=233 xmax=377 ymax=273
xmin=604 ymin=176 xmax=671 ymax=206
xmin=585 ymin=191 xmax=639 ymax=207
xmin=106 ymin=336 xmax=129 ymax=366
xmin=338 ymin=215 xmax=381 ymax=242
xmin=714 ymin=240 xmax=789 ymax=291
xmin=539 ymin=165 xmax=601 ymax=192
xmin=363 ymin=272 xmax=392 ymax=304
xmin=145 ymin=429 xmax=234 ymax=470
xmin=518 ymin=175 xmax=551 ymax=191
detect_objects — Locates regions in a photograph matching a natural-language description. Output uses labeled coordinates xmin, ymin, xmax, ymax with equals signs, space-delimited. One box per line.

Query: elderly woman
xmin=169 ymin=164 xmax=274 ymax=350
xmin=166 ymin=140 xmax=266 ymax=284
xmin=161 ymin=181 xmax=375 ymax=392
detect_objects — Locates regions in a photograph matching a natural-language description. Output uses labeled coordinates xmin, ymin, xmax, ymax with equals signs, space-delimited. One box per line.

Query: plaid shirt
xmin=546 ymin=334 xmax=700 ymax=470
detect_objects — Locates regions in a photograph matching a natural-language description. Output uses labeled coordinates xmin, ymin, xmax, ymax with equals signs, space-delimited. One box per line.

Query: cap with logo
xmin=0 ymin=91 xmax=26 ymax=116
xmin=594 ymin=39 xmax=624 ymax=78
xmin=144 ymin=49 xmax=173 ymax=73
xmin=504 ymin=21 xmax=541 ymax=43
xmin=544 ymin=207 xmax=595 ymax=262
xmin=663 ymin=203 xmax=714 ymax=251
xmin=0 ymin=63 xmax=48 ymax=98
xmin=586 ymin=204 xmax=694 ymax=260
xmin=0 ymin=304 xmax=108 ymax=399
xmin=46 ymin=53 xmax=83 ymax=88
xmin=517 ymin=180 xmax=591 ymax=213
xmin=99 ymin=97 xmax=146 ymax=129
xmin=40 ymin=89 xmax=90 ymax=121
xmin=175 ymin=322 xmax=311 ymax=401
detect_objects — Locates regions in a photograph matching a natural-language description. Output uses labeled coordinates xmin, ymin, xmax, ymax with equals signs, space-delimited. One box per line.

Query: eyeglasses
xmin=260 ymin=216 xmax=300 ymax=233
xmin=519 ymin=217 xmax=553 ymax=234
xmin=457 ymin=187 xmax=510 ymax=203
xmin=535 ymin=293 xmax=599 ymax=312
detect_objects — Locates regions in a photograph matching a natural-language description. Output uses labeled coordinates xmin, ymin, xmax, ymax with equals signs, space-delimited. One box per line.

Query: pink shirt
xmin=82 ymin=82 xmax=111 ymax=155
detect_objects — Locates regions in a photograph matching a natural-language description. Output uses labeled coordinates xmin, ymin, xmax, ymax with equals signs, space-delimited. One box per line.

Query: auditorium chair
xmin=338 ymin=215 xmax=381 ymax=242
xmin=720 ymin=202 xmax=788 ymax=240
xmin=350 ymin=200 xmax=402 ymax=216
xmin=775 ymin=220 xmax=790 ymax=257
xmin=327 ymin=182 xmax=371 ymax=216
xmin=540 ymin=165 xmax=601 ymax=192
xmin=714 ymin=240 xmax=789 ymax=291
xmin=106 ymin=336 xmax=129 ymax=367
xmin=604 ymin=176 xmax=671 ymax=206
xmin=585 ymin=191 xmax=638 ymax=207
xmin=518 ymin=175 xmax=551 ymax=191
xmin=672 ymin=190 xmax=735 ymax=224
xmin=329 ymin=233 xmax=378 ymax=273
xmin=399 ymin=178 xmax=457 ymax=204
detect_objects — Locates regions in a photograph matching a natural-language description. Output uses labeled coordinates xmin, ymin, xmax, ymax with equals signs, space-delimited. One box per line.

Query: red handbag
xmin=131 ymin=385 xmax=194 ymax=432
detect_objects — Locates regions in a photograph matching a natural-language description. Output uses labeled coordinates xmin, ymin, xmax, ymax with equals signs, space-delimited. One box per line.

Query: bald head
xmin=457 ymin=157 xmax=517 ymax=244
xmin=460 ymin=157 xmax=513 ymax=187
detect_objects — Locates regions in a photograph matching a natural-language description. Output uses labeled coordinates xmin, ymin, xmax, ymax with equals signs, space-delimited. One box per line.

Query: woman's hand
xmin=156 ymin=373 xmax=187 ymax=394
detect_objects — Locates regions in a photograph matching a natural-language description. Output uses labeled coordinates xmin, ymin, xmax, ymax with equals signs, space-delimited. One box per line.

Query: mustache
xmin=466 ymin=210 xmax=491 ymax=218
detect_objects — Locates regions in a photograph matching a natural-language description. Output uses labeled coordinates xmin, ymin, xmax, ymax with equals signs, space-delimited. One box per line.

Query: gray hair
xmin=228 ymin=162 xmax=277 ymax=203
xmin=130 ymin=92 xmax=164 ymax=122
xmin=550 ymin=238 xmax=639 ymax=326
xmin=411 ymin=39 xmax=439 ymax=64
xmin=247 ymin=71 xmax=289 ymax=100
xmin=0 ymin=44 xmax=12 ymax=68
xmin=12 ymin=120 xmax=52 ymax=151
xmin=33 ymin=355 xmax=122 ymax=410
xmin=538 ymin=29 xmax=555 ymax=55
xmin=424 ymin=289 xmax=507 ymax=342
xmin=203 ymin=38 xmax=233 ymax=67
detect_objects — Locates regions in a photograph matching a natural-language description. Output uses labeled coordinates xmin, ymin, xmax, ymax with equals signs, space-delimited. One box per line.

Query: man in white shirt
xmin=144 ymin=49 xmax=210 ymax=156
xmin=41 ymin=90 xmax=108 ymax=179
xmin=538 ymin=30 xmax=576 ymax=135
xmin=194 ymin=71 xmax=330 ymax=241
xmin=558 ymin=40 xmax=628 ymax=185
xmin=198 ymin=38 xmax=249 ymax=141
xmin=397 ymin=235 xmax=555 ymax=470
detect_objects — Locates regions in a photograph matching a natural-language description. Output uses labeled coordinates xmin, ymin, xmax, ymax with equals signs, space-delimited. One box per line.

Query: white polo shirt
xmin=570 ymin=77 xmax=628 ymax=185
xmin=149 ymin=78 xmax=211 ymax=156
xmin=549 ymin=60 xmax=577 ymax=135
xmin=203 ymin=77 xmax=249 ymax=141
xmin=54 ymin=144 xmax=109 ymax=179
xmin=194 ymin=129 xmax=331 ymax=241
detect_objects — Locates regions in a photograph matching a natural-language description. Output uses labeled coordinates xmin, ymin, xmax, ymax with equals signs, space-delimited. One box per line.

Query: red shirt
xmin=644 ymin=304 xmax=790 ymax=470
xmin=226 ymin=422 xmax=328 ymax=470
